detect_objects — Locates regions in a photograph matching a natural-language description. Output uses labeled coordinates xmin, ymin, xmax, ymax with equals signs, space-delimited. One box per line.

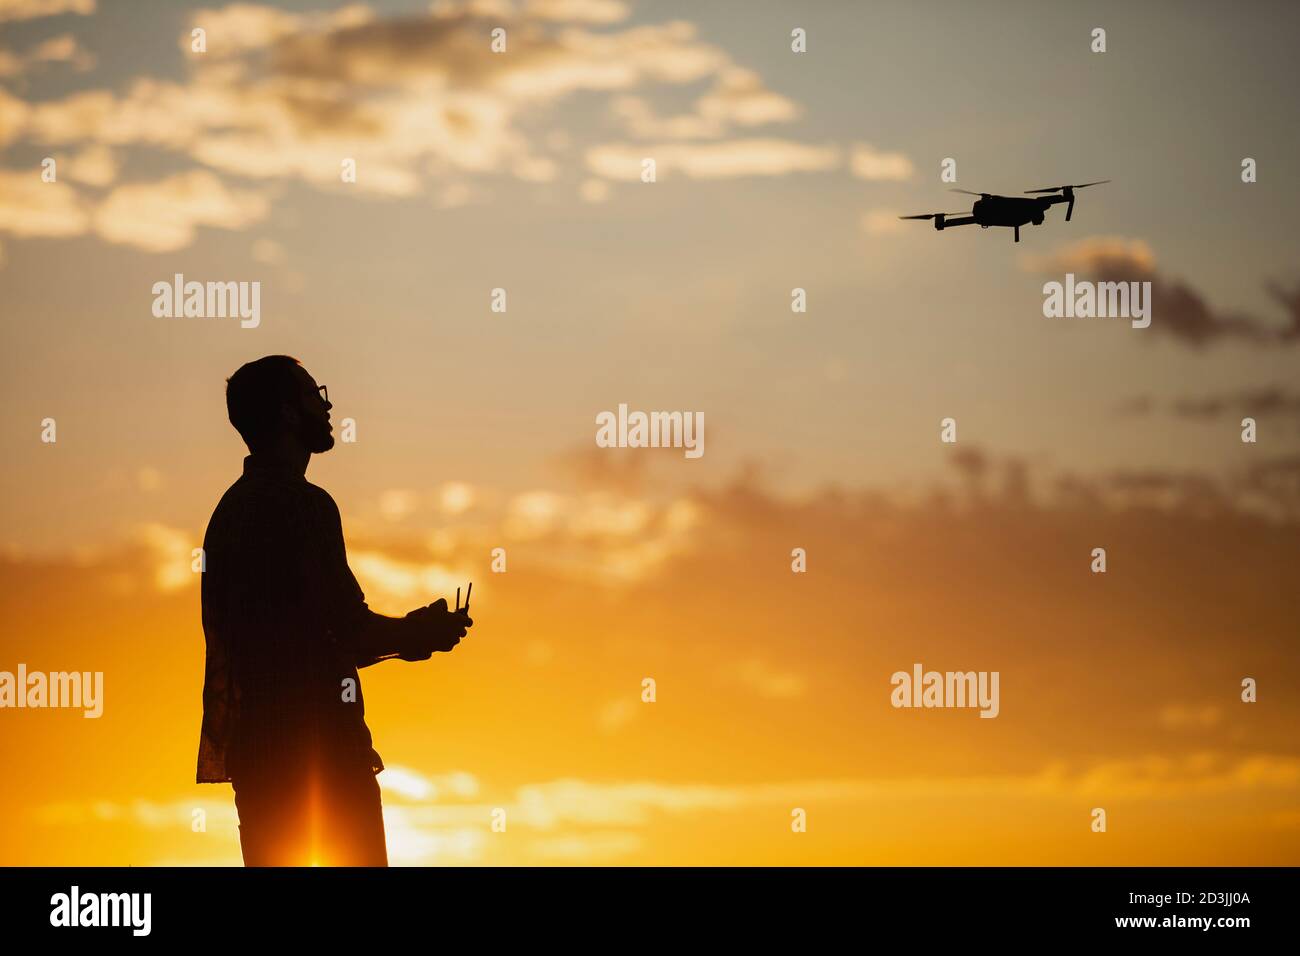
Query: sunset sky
xmin=1 ymin=0 xmax=1298 ymax=865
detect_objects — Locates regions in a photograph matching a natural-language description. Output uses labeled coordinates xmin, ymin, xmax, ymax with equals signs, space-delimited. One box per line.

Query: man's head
xmin=225 ymin=355 xmax=334 ymax=455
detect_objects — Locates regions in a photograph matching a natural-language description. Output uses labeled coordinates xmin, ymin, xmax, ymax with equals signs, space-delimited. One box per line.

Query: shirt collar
xmin=242 ymin=454 xmax=308 ymax=480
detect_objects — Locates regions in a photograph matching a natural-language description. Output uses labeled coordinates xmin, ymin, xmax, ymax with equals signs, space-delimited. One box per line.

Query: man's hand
xmin=400 ymin=598 xmax=472 ymax=660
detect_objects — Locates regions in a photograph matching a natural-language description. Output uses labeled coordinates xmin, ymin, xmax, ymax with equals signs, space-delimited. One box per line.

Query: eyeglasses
xmin=317 ymin=385 xmax=329 ymax=406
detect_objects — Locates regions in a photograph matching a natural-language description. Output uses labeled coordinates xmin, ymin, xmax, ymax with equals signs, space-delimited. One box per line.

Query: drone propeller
xmin=1024 ymin=180 xmax=1110 ymax=194
xmin=1025 ymin=180 xmax=1108 ymax=221
xmin=898 ymin=212 xmax=966 ymax=220
xmin=948 ymin=188 xmax=990 ymax=197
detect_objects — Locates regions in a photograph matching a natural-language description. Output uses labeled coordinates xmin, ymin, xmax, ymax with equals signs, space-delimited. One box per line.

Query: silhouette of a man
xmin=197 ymin=355 xmax=471 ymax=866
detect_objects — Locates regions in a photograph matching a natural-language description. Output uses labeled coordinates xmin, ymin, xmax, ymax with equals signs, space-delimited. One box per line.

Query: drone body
xmin=900 ymin=181 xmax=1109 ymax=242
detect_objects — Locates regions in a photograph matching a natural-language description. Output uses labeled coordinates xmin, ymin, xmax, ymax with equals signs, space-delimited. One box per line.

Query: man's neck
xmin=248 ymin=443 xmax=310 ymax=476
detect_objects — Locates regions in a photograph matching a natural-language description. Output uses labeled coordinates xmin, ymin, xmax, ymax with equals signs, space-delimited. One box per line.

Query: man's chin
xmin=310 ymin=432 xmax=335 ymax=453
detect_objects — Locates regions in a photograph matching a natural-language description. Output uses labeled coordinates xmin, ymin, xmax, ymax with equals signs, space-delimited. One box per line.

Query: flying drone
xmin=900 ymin=180 xmax=1109 ymax=242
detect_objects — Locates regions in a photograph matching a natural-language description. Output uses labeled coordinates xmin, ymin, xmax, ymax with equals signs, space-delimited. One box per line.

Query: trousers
xmin=233 ymin=764 xmax=388 ymax=867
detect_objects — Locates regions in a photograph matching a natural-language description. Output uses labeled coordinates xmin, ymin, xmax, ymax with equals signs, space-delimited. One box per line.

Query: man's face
xmin=289 ymin=366 xmax=334 ymax=453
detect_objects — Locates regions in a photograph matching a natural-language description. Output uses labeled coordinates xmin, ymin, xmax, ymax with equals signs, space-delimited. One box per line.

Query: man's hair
xmin=226 ymin=355 xmax=302 ymax=450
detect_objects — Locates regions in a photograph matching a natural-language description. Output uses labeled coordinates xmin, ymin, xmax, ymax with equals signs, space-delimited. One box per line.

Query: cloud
xmin=440 ymin=481 xmax=477 ymax=515
xmin=522 ymin=0 xmax=630 ymax=23
xmin=0 ymin=2 xmax=829 ymax=252
xmin=0 ymin=33 xmax=95 ymax=77
xmin=609 ymin=95 xmax=718 ymax=139
xmin=378 ymin=489 xmax=420 ymax=522
xmin=264 ymin=15 xmax=726 ymax=96
xmin=249 ymin=236 xmax=284 ymax=265
xmin=733 ymin=658 xmax=807 ymax=699
xmin=499 ymin=758 xmax=1300 ymax=825
xmin=0 ymin=0 xmax=94 ymax=23
xmin=27 ymin=753 xmax=1300 ymax=865
xmin=349 ymin=550 xmax=468 ymax=613
xmin=553 ymin=445 xmax=650 ymax=492
xmin=861 ymin=209 xmax=907 ymax=236
xmin=0 ymin=90 xmax=28 ymax=147
xmin=698 ymin=67 xmax=799 ymax=127
xmin=577 ymin=495 xmax=698 ymax=580
xmin=1112 ymin=390 xmax=1300 ymax=437
xmin=597 ymin=697 xmax=637 ymax=734
xmin=1165 ymin=387 xmax=1300 ymax=422
xmin=180 ymin=3 xmax=352 ymax=56
xmin=32 ymin=797 xmax=232 ymax=829
xmin=380 ymin=768 xmax=435 ymax=801
xmin=1238 ymin=455 xmax=1300 ymax=517
xmin=849 ymin=142 xmax=914 ymax=181
xmin=8 ymin=6 xmax=795 ymax=175
xmin=1022 ymin=235 xmax=1156 ymax=275
xmin=1070 ymin=754 xmax=1300 ymax=798
xmin=92 ymin=170 xmax=269 ymax=252
xmin=1158 ymin=704 xmax=1221 ymax=730
xmin=426 ymin=757 xmax=1300 ymax=838
xmin=133 ymin=522 xmax=196 ymax=593
xmin=612 ymin=66 xmax=799 ymax=140
xmin=1022 ymin=236 xmax=1300 ymax=347
xmin=586 ymin=138 xmax=840 ymax=180
xmin=9 ymin=447 xmax=1300 ymax=864
xmin=530 ymin=831 xmax=642 ymax=859
xmin=62 ymin=144 xmax=116 ymax=186
xmin=0 ymin=169 xmax=89 ymax=237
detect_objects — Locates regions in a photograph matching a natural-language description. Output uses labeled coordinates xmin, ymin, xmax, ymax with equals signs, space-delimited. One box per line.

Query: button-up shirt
xmin=197 ymin=454 xmax=384 ymax=784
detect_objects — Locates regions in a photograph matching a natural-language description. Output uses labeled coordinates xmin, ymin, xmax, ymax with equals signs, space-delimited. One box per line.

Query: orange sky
xmin=1 ymin=0 xmax=1298 ymax=865
xmin=2 ymin=455 xmax=1297 ymax=865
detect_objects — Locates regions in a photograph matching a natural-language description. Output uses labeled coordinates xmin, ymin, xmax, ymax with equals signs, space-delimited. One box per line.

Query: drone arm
xmin=936 ymin=215 xmax=977 ymax=230
xmin=1037 ymin=193 xmax=1080 ymax=221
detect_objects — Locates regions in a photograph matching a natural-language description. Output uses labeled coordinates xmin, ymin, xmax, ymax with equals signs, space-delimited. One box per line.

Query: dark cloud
xmin=938 ymin=442 xmax=1300 ymax=521
xmin=552 ymin=444 xmax=652 ymax=493
xmin=1172 ymin=387 xmax=1300 ymax=420
xmin=1115 ymin=387 xmax=1300 ymax=432
xmin=270 ymin=15 xmax=544 ymax=88
xmin=1027 ymin=238 xmax=1300 ymax=348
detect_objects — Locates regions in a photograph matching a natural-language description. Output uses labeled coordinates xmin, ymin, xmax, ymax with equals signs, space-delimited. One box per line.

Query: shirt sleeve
xmin=310 ymin=488 xmax=380 ymax=664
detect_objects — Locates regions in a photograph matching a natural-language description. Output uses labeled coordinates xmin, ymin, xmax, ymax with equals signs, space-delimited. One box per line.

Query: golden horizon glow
xmin=2 ymin=0 xmax=1299 ymax=866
